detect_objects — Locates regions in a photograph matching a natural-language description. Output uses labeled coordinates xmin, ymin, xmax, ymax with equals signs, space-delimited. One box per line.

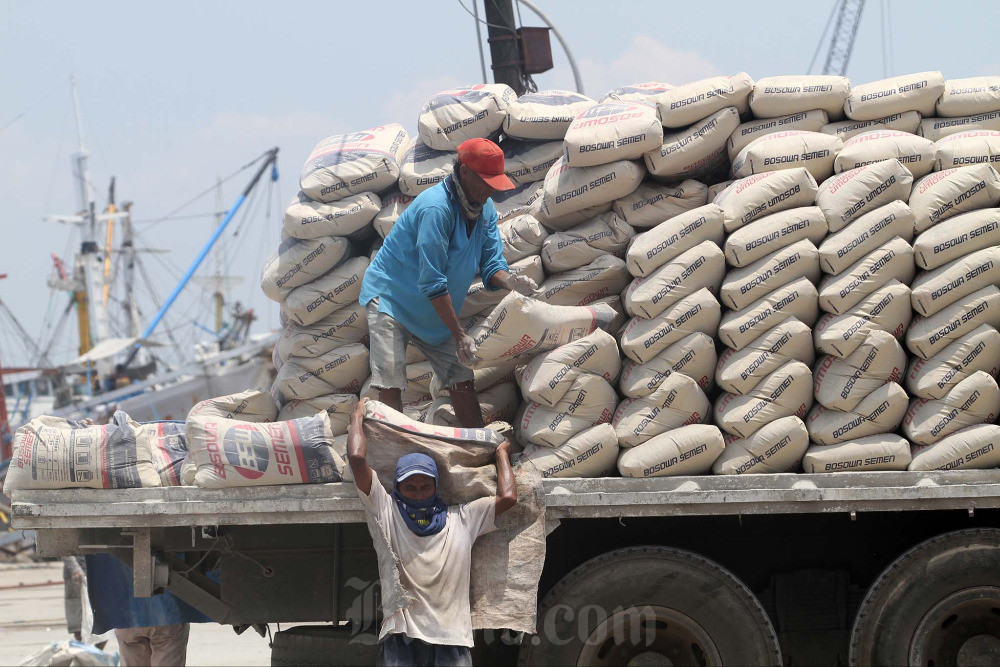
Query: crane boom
xmin=822 ymin=0 xmax=866 ymax=76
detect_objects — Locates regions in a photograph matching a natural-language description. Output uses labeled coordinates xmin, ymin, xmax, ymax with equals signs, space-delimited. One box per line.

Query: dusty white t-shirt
xmin=358 ymin=473 xmax=497 ymax=647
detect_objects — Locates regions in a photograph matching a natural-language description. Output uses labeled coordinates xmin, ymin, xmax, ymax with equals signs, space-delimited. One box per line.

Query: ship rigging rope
xmin=0 ymin=82 xmax=65 ymax=136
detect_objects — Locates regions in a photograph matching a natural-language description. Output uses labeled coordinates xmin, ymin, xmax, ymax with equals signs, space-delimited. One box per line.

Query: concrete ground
xmin=1 ymin=561 xmax=271 ymax=666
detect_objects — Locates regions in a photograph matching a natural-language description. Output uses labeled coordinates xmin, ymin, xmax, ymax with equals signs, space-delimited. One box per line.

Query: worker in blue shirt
xmin=360 ymin=138 xmax=537 ymax=427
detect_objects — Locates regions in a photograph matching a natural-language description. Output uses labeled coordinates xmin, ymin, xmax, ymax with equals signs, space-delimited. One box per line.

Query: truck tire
xmin=270 ymin=624 xmax=377 ymax=666
xmin=850 ymin=528 xmax=1000 ymax=666
xmin=518 ymin=545 xmax=781 ymax=666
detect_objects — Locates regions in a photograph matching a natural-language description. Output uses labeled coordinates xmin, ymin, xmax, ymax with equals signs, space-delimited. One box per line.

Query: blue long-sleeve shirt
xmin=360 ymin=178 xmax=509 ymax=345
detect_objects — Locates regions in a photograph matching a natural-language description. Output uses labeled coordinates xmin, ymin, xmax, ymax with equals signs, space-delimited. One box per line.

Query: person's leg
xmin=414 ymin=336 xmax=482 ymax=428
xmin=449 ymin=381 xmax=484 ymax=428
xmin=148 ymin=623 xmax=190 ymax=667
xmin=431 ymin=643 xmax=474 ymax=666
xmin=115 ymin=627 xmax=153 ymax=667
xmin=365 ymin=300 xmax=409 ymax=412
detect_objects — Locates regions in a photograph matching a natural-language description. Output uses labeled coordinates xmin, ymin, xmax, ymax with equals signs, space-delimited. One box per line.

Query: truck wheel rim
xmin=908 ymin=587 xmax=1000 ymax=666
xmin=575 ymin=605 xmax=722 ymax=667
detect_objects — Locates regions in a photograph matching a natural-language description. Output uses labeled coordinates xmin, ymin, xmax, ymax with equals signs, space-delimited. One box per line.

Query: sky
xmin=1 ymin=0 xmax=998 ymax=367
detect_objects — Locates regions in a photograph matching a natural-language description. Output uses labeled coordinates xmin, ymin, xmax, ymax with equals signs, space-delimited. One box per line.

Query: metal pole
xmin=516 ymin=0 xmax=585 ymax=95
xmin=484 ymin=0 xmax=525 ymax=94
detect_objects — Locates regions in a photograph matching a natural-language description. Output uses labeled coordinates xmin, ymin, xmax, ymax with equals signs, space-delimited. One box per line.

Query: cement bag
xmin=502 ymin=140 xmax=563 ymax=187
xmin=716 ymin=319 xmax=815 ymax=396
xmin=914 ymin=209 xmax=1000 ymax=271
xmin=618 ymin=424 xmax=724 ymax=478
xmin=911 ymin=246 xmax=1000 ymax=316
xmin=910 ymin=164 xmax=1000 ymax=234
xmin=813 ymin=330 xmax=907 ymax=411
xmin=718 ymin=277 xmax=820 ymax=351
xmin=613 ymin=373 xmax=710 ymax=447
xmin=619 ymin=332 xmax=716 ymax=397
xmin=143 ymin=422 xmax=188 ymax=487
xmin=707 ymin=180 xmax=734 ymax=201
xmin=817 ymin=237 xmax=915 ymax=315
xmin=273 ymin=302 xmax=367 ymax=367
xmin=654 ymin=73 xmax=754 ymax=128
xmin=750 ymin=75 xmax=850 ymax=119
xmin=625 ymin=204 xmax=725 ymax=277
xmin=903 ymin=371 xmax=1000 ymax=446
xmin=563 ymin=100 xmax=663 ymax=167
xmin=520 ymin=423 xmax=618 ymax=478
xmin=814 ymin=280 xmax=912 ymax=357
xmin=283 ymin=191 xmax=380 ymax=240
xmin=539 ymin=156 xmax=645 ymax=221
xmin=805 ymin=382 xmax=908 ymax=445
xmin=933 ymin=130 xmax=1000 ymax=171
xmin=816 ymin=159 xmax=913 ymax=233
xmin=844 ymin=71 xmax=945 ymax=121
xmin=919 ymin=111 xmax=1000 ymax=142
xmin=802 ymin=435 xmax=911 ymax=472
xmin=417 ymin=84 xmax=515 ymax=151
xmin=713 ymin=361 xmax=813 ymax=438
xmin=624 ymin=241 xmax=726 ymax=318
xmin=498 ymin=214 xmax=549 ymax=263
xmin=468 ymin=291 xmax=617 ymax=368
xmin=277 ymin=394 xmax=357 ymax=436
xmin=398 ymin=139 xmax=453 ymax=196
xmin=3 ymin=412 xmax=159 ymax=493
xmin=537 ymin=255 xmax=630 ymax=307
xmin=260 ymin=235 xmax=351 ymax=302
xmin=834 ymin=131 xmax=935 ymax=178
xmin=724 ymin=206 xmax=827 ymax=268
xmin=732 ymin=131 xmax=843 ymax=182
xmin=937 ymin=77 xmax=1000 ymax=118
xmin=537 ymin=201 xmax=614 ymax=232
xmin=504 ymin=90 xmax=596 ymax=141
xmin=715 ymin=167 xmax=819 ymax=233
xmin=819 ymin=201 xmax=914 ymax=275
xmin=373 ymin=189 xmax=414 ymax=238
xmin=908 ymin=423 xmax=1000 ymax=471
xmin=493 ymin=183 xmax=542 ymax=222
xmin=713 ymin=416 xmax=809 ymax=475
xmin=517 ymin=375 xmax=617 ymax=447
xmin=281 ymin=256 xmax=368 ymax=327
xmin=274 ymin=343 xmax=370 ymax=399
xmin=620 ymin=288 xmax=722 ymax=363
xmin=643 ymin=107 xmax=740 ymax=181
xmin=906 ymin=324 xmax=1000 ymax=400
xmin=429 ymin=359 xmax=521 ymax=399
xmin=822 ymin=111 xmax=923 ymax=141
xmin=518 ymin=329 xmax=621 ymax=407
xmin=603 ymin=81 xmax=673 ymax=103
xmin=540 ymin=211 xmax=634 ymax=273
xmin=720 ymin=239 xmax=821 ymax=311
xmin=300 ymin=125 xmax=408 ymax=202
xmin=906 ymin=286 xmax=1000 ymax=360
xmin=425 ymin=382 xmax=520 ymax=428
xmin=461 ymin=255 xmax=544 ymax=318
xmin=728 ymin=110 xmax=830 ymax=160
xmin=614 ymin=179 xmax=709 ymax=228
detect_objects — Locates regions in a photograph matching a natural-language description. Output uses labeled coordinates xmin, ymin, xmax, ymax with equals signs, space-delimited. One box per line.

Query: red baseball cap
xmin=457 ymin=138 xmax=516 ymax=191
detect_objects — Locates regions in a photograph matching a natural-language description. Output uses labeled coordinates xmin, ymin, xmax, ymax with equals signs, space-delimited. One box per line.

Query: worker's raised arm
xmin=494 ymin=439 xmax=517 ymax=517
xmin=347 ymin=397 xmax=374 ymax=495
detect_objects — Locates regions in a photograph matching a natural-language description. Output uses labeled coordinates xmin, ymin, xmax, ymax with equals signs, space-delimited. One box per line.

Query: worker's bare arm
xmin=488 ymin=269 xmax=511 ymax=289
xmin=494 ymin=439 xmax=517 ymax=517
xmin=347 ymin=397 xmax=374 ymax=495
xmin=429 ymin=292 xmax=465 ymax=340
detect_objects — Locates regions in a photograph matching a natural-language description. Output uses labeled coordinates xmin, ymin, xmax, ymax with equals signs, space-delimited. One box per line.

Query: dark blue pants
xmin=378 ymin=633 xmax=472 ymax=666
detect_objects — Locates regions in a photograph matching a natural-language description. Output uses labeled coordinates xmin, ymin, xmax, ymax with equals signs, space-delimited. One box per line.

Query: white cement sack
xmin=504 ymin=90 xmax=596 ymax=141
xmin=732 ymin=131 xmax=843 ymax=182
xmin=906 ymin=324 xmax=1000 ymax=400
xmin=643 ymin=107 xmax=739 ymax=181
xmin=188 ymin=390 xmax=277 ymax=423
xmin=537 ymin=255 xmax=630 ymax=307
xmin=518 ymin=329 xmax=621 ymax=407
xmin=494 ymin=183 xmax=543 ymax=222
xmin=728 ymin=111 xmax=831 ymax=160
xmin=613 ymin=373 xmax=711 ymax=447
xmin=618 ymin=424 xmax=724 ymax=478
xmin=540 ymin=211 xmax=633 ymax=273
xmin=397 ymin=139 xmax=453 ymax=196
xmin=613 ymin=180 xmax=709 ymax=228
xmin=813 ymin=330 xmax=907 ymax=411
xmin=300 ymin=125 xmax=408 ymax=202
xmin=619 ymin=332 xmax=716 ymax=397
xmin=911 ymin=246 xmax=1000 ymax=316
xmin=725 ymin=206 xmax=827 ymax=268
xmin=144 ymin=422 xmax=188 ymax=487
xmin=624 ymin=241 xmax=726 ymax=318
xmin=417 ymin=84 xmax=515 ymax=151
xmin=620 ymin=288 xmax=722 ymax=363
xmin=280 ymin=256 xmax=368 ymax=327
xmin=718 ymin=277 xmax=820 ymax=351
xmin=517 ymin=375 xmax=617 ymax=448
xmin=713 ymin=361 xmax=813 ymax=438
xmin=654 ymin=73 xmax=754 ymax=129
xmin=822 ymin=111 xmax=923 ymax=141
xmin=817 ymin=237 xmax=915 ymax=315
xmin=750 ymin=75 xmax=850 ymax=119
xmin=720 ymin=239 xmax=821 ymax=311
xmin=502 ymin=140 xmax=563 ymax=187
xmin=520 ymin=423 xmax=619 ymax=478
xmin=933 ymin=130 xmax=1000 ymax=171
xmin=716 ymin=319 xmax=815 ymax=396
xmin=537 ymin=201 xmax=614 ymax=232
xmin=372 ymin=189 xmax=414 ymax=239
xmin=707 ymin=180 xmax=734 ymax=201
xmin=910 ymin=164 xmax=1000 ymax=234
xmin=816 ymin=159 xmax=913 ymax=233
xmin=603 ymin=81 xmax=673 ymax=103
xmin=283 ymin=191 xmax=381 ymax=240
xmin=713 ymin=416 xmax=809 ymax=475
xmin=814 ymin=280 xmax=912 ymax=357
xmin=904 ymin=371 xmax=1000 ymax=446
xmin=425 ymin=382 xmax=520 ymax=428
xmin=498 ymin=214 xmax=549 ymax=263
xmin=937 ymin=77 xmax=1000 ymax=118
xmin=802 ymin=435 xmax=911 ymax=472
xmin=906 ymin=285 xmax=1000 ymax=360
xmin=260 ymin=235 xmax=351 ymax=302
xmin=908 ymin=423 xmax=1000 ymax=471
xmin=625 ymin=204 xmax=725 ymax=277
xmin=273 ymin=302 xmax=368 ymax=367
xmin=277 ymin=394 xmax=357 ymax=436
xmin=274 ymin=344 xmax=370 ymax=399
xmin=919 ymin=111 xmax=1000 ymax=142
xmin=819 ymin=201 xmax=915 ymax=275
xmin=539 ymin=157 xmax=645 ymax=221
xmin=563 ymin=100 xmax=663 ymax=167
xmin=805 ymin=382 xmax=908 ymax=445
xmin=461 ymin=255 xmax=544 ymax=318
xmin=844 ymin=72 xmax=944 ymax=121
xmin=715 ymin=168 xmax=819 ymax=233
xmin=429 ymin=360 xmax=521 ymax=398
xmin=834 ymin=131 xmax=935 ymax=178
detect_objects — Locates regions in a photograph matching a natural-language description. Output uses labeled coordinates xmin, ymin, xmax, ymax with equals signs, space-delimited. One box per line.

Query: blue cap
xmin=395 ymin=453 xmax=439 ymax=484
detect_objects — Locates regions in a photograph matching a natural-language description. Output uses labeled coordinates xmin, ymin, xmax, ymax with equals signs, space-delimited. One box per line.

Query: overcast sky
xmin=1 ymin=0 xmax=997 ymax=366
